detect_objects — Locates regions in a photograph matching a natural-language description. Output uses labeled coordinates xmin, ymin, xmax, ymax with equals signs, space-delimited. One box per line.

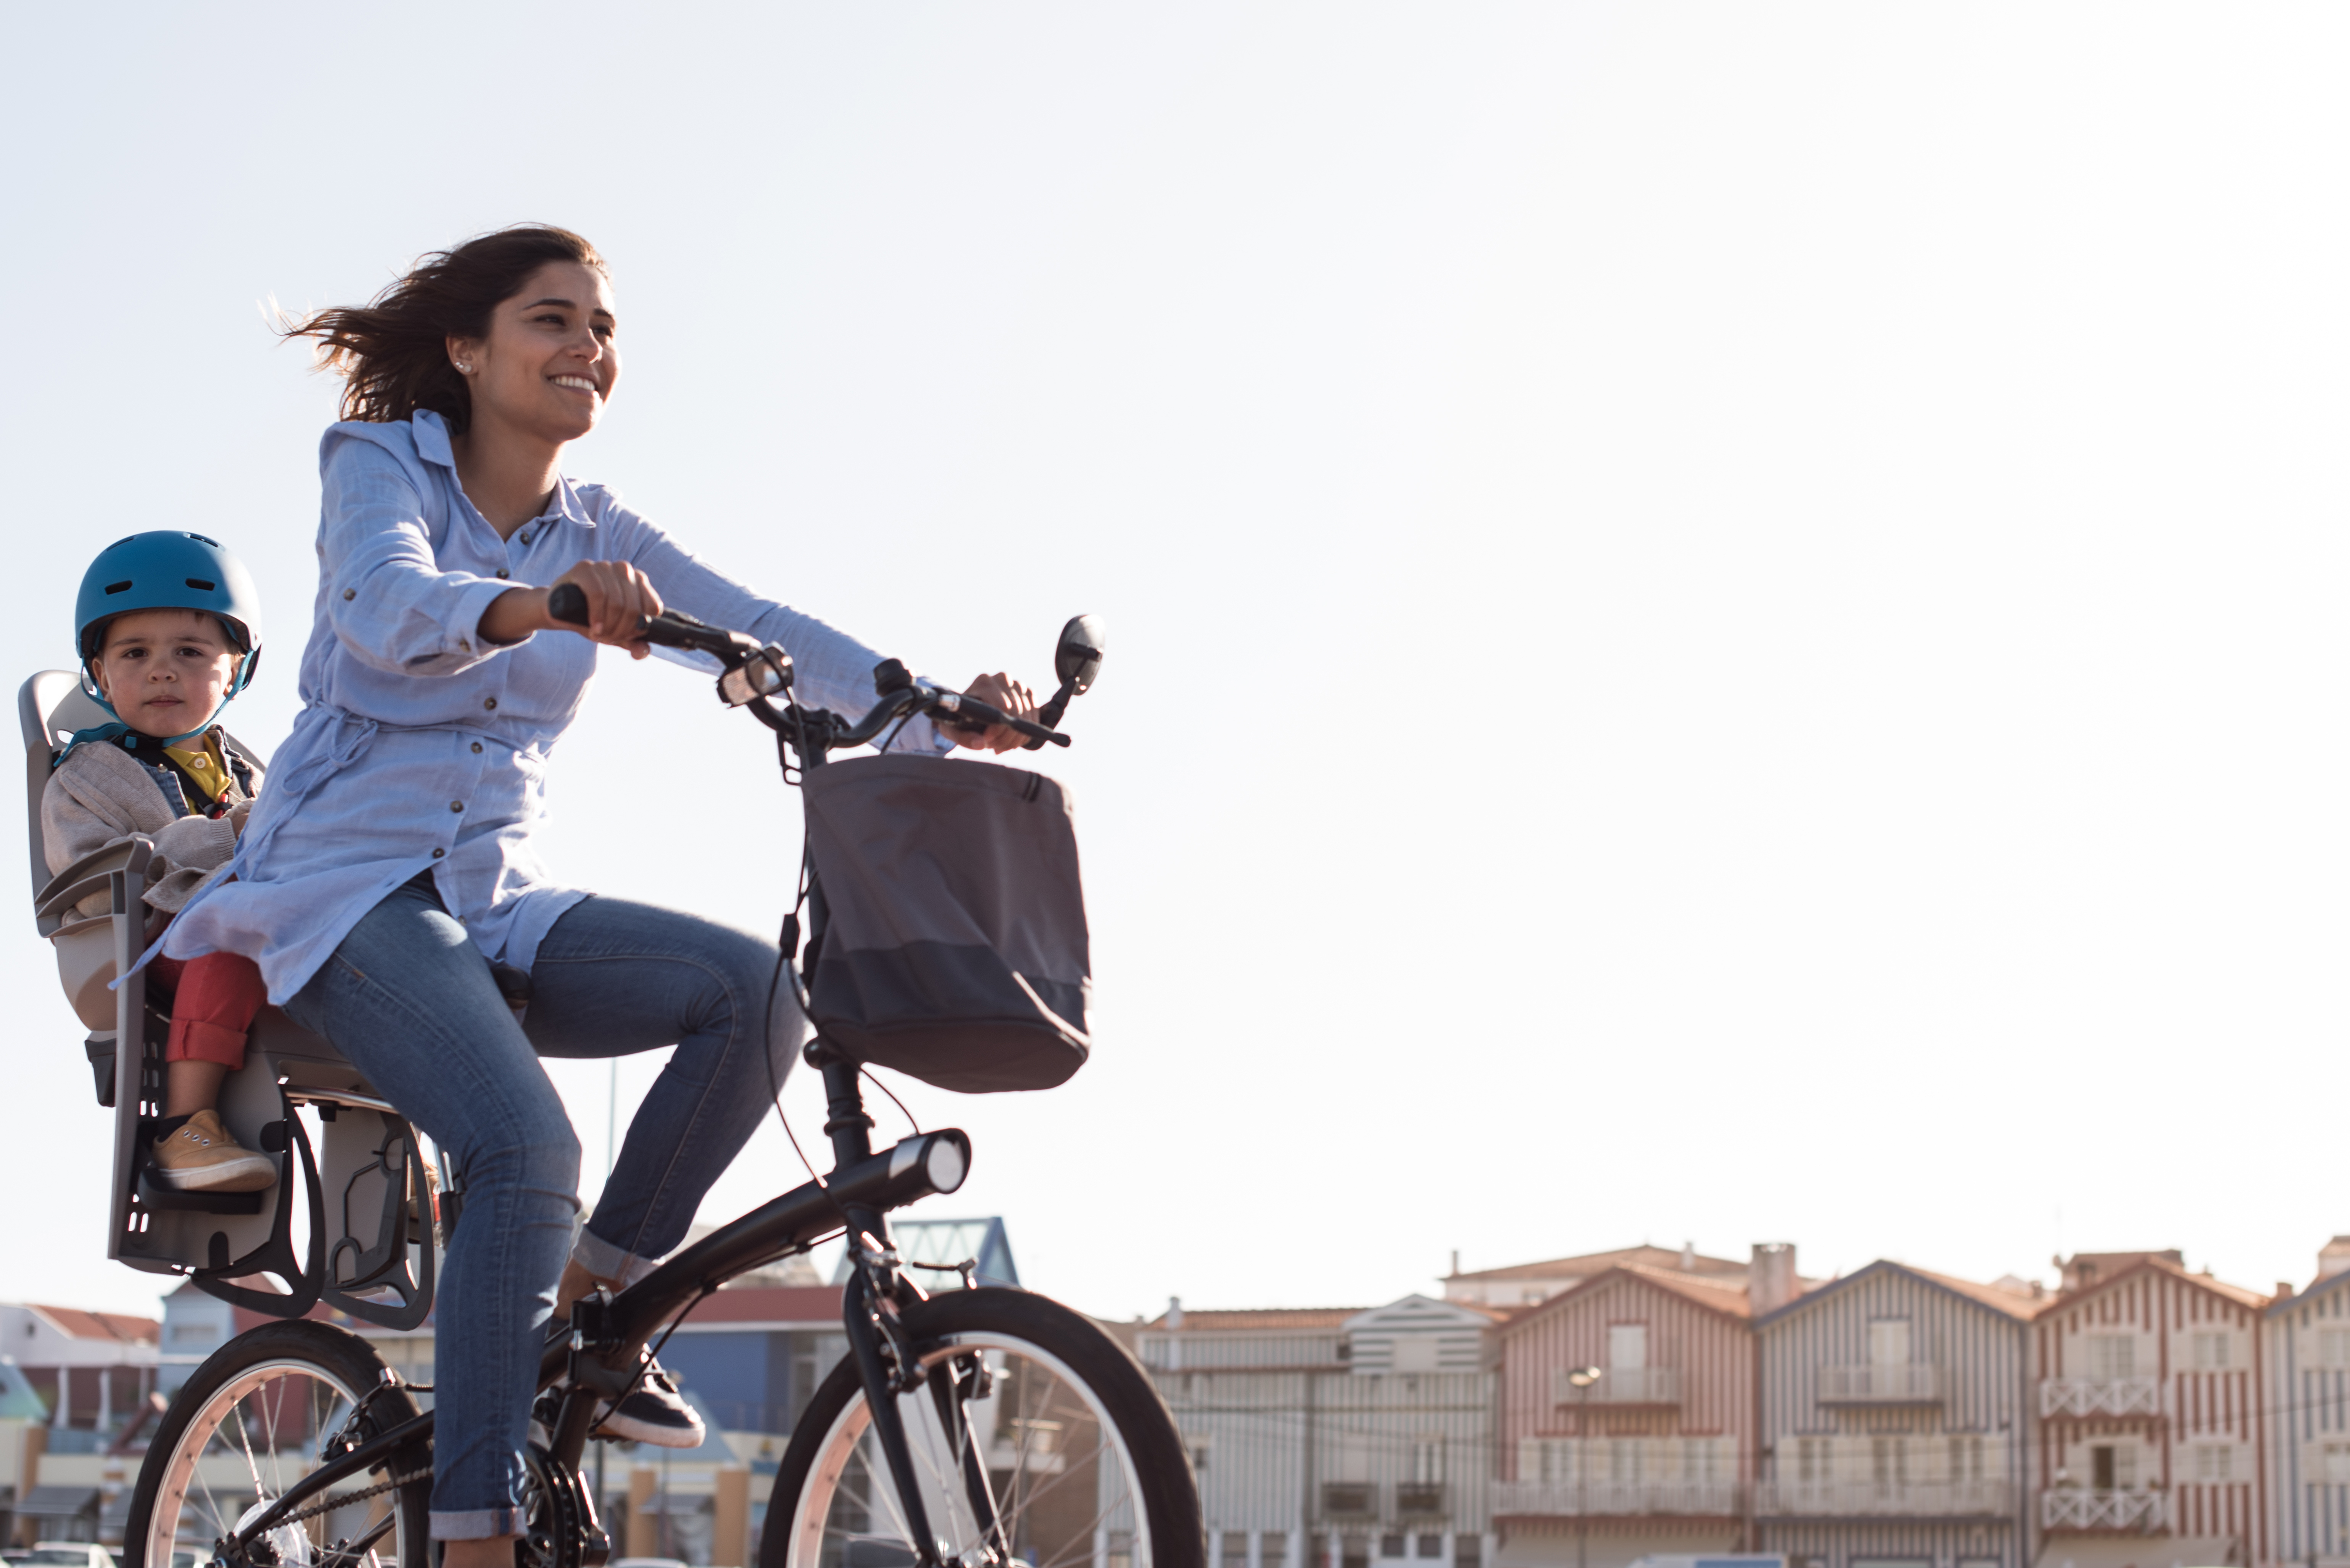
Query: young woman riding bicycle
xmin=158 ymin=224 xmax=1040 ymax=1566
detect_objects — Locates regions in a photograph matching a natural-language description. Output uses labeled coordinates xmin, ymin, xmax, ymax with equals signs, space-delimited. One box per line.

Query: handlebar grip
xmin=547 ymin=582 xmax=589 ymax=625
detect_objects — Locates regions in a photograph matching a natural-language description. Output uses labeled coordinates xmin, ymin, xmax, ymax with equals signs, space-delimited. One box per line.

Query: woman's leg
xmin=284 ymin=876 xmax=580 ymax=1543
xmin=521 ymin=895 xmax=799 ymax=1285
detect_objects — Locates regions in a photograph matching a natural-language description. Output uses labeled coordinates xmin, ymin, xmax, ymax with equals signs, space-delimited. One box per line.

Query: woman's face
xmin=449 ymin=260 xmax=620 ymax=445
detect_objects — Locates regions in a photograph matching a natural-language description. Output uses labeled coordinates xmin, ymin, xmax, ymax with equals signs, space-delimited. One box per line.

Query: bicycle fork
xmin=821 ymin=1055 xmax=1009 ymax=1568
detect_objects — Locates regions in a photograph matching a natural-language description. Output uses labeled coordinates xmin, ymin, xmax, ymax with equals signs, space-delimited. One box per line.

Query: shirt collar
xmin=411 ymin=409 xmax=598 ymax=530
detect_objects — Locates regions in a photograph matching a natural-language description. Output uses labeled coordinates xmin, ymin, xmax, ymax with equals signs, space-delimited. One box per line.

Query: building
xmin=2262 ymin=1236 xmax=2350 ymax=1567
xmin=1490 ymin=1251 xmax=1765 ymax=1568
xmin=0 ymin=1305 xmax=158 ymax=1436
xmin=1753 ymin=1259 xmax=2037 ymax=1568
xmin=1447 ymin=1247 xmax=1753 ymax=1314
xmin=1144 ymin=1294 xmax=1502 ymax=1568
xmin=2032 ymin=1252 xmax=2269 ymax=1568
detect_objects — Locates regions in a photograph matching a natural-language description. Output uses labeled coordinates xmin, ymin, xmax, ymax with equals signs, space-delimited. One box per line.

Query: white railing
xmin=1490 ymin=1480 xmax=1739 ymax=1517
xmin=1552 ymin=1366 xmax=1683 ymax=1405
xmin=2039 ymin=1377 xmax=2163 ymax=1418
xmin=1817 ymin=1365 xmax=1942 ymax=1402
xmin=2041 ymin=1489 xmax=2166 ymax=1532
xmin=1758 ymin=1480 xmax=2012 ymax=1517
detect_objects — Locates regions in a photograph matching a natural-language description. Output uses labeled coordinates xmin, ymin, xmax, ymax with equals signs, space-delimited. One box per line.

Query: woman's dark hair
xmin=282 ymin=225 xmax=607 ymax=434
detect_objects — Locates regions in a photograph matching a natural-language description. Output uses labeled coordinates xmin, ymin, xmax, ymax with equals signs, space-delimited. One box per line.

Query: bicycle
xmin=124 ymin=594 xmax=1200 ymax=1568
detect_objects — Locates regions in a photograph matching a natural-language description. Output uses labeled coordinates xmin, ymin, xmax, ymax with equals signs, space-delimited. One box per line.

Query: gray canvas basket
xmin=802 ymin=753 xmax=1091 ymax=1093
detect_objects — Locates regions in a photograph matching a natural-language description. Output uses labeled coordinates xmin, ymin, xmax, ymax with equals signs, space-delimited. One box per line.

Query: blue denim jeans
xmin=284 ymin=874 xmax=795 ymax=1539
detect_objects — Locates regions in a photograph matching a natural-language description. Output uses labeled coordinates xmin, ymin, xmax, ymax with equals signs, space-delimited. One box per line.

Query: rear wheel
xmin=763 ymin=1288 xmax=1199 ymax=1568
xmin=126 ymin=1319 xmax=431 ymax=1568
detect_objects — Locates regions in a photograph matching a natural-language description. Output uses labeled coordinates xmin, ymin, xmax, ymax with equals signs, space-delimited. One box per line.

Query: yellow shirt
xmin=163 ymin=732 xmax=237 ymax=807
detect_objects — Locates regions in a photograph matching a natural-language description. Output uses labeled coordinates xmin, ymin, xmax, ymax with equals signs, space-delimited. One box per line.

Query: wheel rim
xmin=783 ymin=1332 xmax=1152 ymax=1568
xmin=144 ymin=1358 xmax=418 ymax=1568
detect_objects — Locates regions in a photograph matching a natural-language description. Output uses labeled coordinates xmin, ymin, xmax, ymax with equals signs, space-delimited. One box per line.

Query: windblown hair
xmin=281 ymin=225 xmax=608 ymax=434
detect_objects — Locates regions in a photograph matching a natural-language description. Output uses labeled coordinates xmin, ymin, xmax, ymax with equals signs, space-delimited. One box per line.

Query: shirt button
xmin=519 ymin=532 xmax=533 ymax=545
xmin=483 ymin=697 xmax=497 ymax=711
xmin=432 ymin=848 xmax=445 ymax=859
xmin=471 ymin=741 xmax=483 ymax=754
xmin=342 ymin=589 xmax=355 ymax=601
xmin=449 ymin=801 xmax=463 ymax=813
xmin=495 ymin=569 xmax=510 ymax=580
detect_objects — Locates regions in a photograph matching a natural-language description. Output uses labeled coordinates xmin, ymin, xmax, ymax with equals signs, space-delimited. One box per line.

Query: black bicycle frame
xmin=224 ymin=686 xmax=1007 ymax=1568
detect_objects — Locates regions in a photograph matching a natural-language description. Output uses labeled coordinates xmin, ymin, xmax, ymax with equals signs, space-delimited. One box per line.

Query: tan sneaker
xmin=151 ymin=1110 xmax=277 ymax=1192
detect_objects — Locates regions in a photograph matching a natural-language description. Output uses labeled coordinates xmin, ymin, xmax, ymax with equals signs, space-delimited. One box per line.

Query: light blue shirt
xmin=165 ymin=410 xmax=944 ymax=1004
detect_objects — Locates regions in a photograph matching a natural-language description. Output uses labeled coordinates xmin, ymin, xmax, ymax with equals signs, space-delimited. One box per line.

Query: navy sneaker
xmin=593 ymin=1364 xmax=705 ymax=1448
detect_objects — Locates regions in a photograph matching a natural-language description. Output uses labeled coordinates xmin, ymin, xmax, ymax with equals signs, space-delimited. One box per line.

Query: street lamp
xmin=1567 ymin=1367 xmax=1602 ymax=1568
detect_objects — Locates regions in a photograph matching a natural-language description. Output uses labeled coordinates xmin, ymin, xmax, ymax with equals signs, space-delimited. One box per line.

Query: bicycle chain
xmin=266 ymin=1463 xmax=432 ymax=1532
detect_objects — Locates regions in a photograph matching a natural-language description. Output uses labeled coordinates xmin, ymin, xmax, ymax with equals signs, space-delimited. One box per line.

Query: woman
xmin=163 ymin=225 xmax=1035 ymax=1564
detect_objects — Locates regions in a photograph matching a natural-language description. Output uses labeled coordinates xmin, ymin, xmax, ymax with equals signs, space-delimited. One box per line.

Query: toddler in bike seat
xmin=43 ymin=532 xmax=273 ymax=1194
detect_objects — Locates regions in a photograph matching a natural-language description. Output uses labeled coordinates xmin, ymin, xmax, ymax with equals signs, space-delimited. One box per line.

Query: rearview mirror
xmin=1054 ymin=614 xmax=1106 ymax=694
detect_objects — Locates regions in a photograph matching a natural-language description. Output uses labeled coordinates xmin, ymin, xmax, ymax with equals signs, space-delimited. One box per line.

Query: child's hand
xmin=229 ymin=800 xmax=253 ymax=838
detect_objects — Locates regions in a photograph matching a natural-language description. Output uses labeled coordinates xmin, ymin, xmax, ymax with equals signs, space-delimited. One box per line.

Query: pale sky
xmin=5 ymin=4 xmax=2349 ymax=1323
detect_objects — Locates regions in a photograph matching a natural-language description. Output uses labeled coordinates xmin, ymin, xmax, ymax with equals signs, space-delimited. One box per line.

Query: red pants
xmin=149 ymin=952 xmax=268 ymax=1069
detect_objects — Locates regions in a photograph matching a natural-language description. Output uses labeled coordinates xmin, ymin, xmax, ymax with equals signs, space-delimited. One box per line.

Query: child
xmin=44 ymin=531 xmax=273 ymax=1193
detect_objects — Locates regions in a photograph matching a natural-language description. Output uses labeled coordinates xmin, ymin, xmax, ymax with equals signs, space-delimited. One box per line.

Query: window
xmin=1608 ymin=1439 xmax=1644 ymax=1483
xmin=1379 ymin=1538 xmax=1406 ymax=1560
xmin=1795 ymin=1436 xmax=1832 ymax=1483
xmin=2090 ymin=1443 xmax=2137 ymax=1491
xmin=2086 ymin=1335 xmax=2137 ymax=1379
xmin=2192 ymin=1332 xmax=2232 ymax=1370
xmin=1950 ymin=1434 xmax=1985 ymax=1482
xmin=1190 ymin=1440 xmax=1212 ymax=1474
xmin=1263 ymin=1536 xmax=1292 ymax=1568
xmin=2321 ymin=1443 xmax=2350 ymax=1484
xmin=1685 ymin=1439 xmax=1721 ymax=1484
xmin=1391 ymin=1337 xmax=1440 ymax=1374
xmin=2194 ymin=1446 xmax=2235 ymax=1483
xmin=1872 ymin=1436 xmax=1911 ymax=1488
xmin=1415 ymin=1539 xmax=1442 ymax=1561
xmin=1869 ymin=1318 xmax=1913 ymax=1366
xmin=2321 ymin=1329 xmax=2350 ymax=1369
xmin=1454 ymin=1541 xmax=1481 ymax=1568
xmin=1411 ymin=1438 xmax=1446 ymax=1484
xmin=1109 ymin=1533 xmax=1136 ymax=1568
xmin=1610 ymin=1323 xmax=1649 ymax=1371
xmin=1224 ymin=1535 xmax=1251 ymax=1568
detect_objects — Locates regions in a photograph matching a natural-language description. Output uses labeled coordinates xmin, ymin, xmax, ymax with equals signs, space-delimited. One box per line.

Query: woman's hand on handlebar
xmin=481 ymin=560 xmax=664 ymax=658
xmin=943 ymin=672 xmax=1041 ymax=753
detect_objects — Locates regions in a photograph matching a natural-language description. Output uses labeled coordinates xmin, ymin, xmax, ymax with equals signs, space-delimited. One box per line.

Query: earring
xmin=456 ymin=363 xmax=473 ymax=374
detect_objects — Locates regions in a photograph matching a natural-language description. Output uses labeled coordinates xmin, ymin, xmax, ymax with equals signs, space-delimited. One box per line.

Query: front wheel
xmin=125 ymin=1319 xmax=431 ymax=1568
xmin=763 ymin=1288 xmax=1199 ymax=1568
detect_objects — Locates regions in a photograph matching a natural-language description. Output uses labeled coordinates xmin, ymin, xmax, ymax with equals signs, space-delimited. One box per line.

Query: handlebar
xmin=544 ymin=581 xmax=1070 ymax=750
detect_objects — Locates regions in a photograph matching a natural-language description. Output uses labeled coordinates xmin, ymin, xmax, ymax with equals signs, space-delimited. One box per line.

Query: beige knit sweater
xmin=42 ymin=737 xmax=264 ymax=919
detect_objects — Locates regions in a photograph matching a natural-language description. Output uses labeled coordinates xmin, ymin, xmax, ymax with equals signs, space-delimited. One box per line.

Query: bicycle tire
xmin=125 ymin=1319 xmax=431 ymax=1568
xmin=763 ymin=1288 xmax=1200 ymax=1568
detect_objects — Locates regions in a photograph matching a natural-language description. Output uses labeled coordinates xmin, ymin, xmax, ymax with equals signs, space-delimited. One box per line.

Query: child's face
xmin=90 ymin=609 xmax=240 ymax=738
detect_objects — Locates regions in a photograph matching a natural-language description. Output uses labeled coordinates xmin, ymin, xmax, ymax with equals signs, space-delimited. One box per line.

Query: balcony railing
xmin=1758 ymin=1479 xmax=2012 ymax=1517
xmin=1817 ymin=1365 xmax=1941 ymax=1403
xmin=1490 ymin=1480 xmax=1739 ymax=1517
xmin=2040 ymin=1377 xmax=2163 ymax=1419
xmin=1394 ymin=1483 xmax=1447 ymax=1517
xmin=2042 ymin=1489 xmax=2166 ymax=1532
xmin=1552 ymin=1366 xmax=1682 ymax=1405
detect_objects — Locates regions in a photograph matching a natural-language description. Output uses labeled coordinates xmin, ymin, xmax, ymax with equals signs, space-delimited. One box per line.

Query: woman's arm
xmin=320 ymin=435 xmax=533 ymax=676
xmin=591 ymin=503 xmax=1037 ymax=750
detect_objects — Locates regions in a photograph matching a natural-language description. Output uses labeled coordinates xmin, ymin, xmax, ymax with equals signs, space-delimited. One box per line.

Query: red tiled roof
xmin=1904 ymin=1265 xmax=2046 ymax=1321
xmin=1144 ymin=1308 xmax=1363 ymax=1332
xmin=1500 ymin=1263 xmax=1753 ymax=1333
xmin=2053 ymin=1255 xmax=2270 ymax=1312
xmin=1449 ymin=1245 xmax=1746 ymax=1284
xmin=30 ymin=1306 xmax=159 ymax=1345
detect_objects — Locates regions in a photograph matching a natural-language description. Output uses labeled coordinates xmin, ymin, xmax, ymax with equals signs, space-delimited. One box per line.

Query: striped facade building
xmin=2263 ymin=1239 xmax=2350 ymax=1567
xmin=2032 ymin=1253 xmax=2270 ymax=1568
xmin=1142 ymin=1295 xmax=1502 ymax=1568
xmin=1490 ymin=1259 xmax=1759 ymax=1568
xmin=1753 ymin=1261 xmax=2037 ymax=1568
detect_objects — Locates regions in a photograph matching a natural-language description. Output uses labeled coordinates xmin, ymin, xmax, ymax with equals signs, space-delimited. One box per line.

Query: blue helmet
xmin=75 ymin=531 xmax=264 ymax=699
